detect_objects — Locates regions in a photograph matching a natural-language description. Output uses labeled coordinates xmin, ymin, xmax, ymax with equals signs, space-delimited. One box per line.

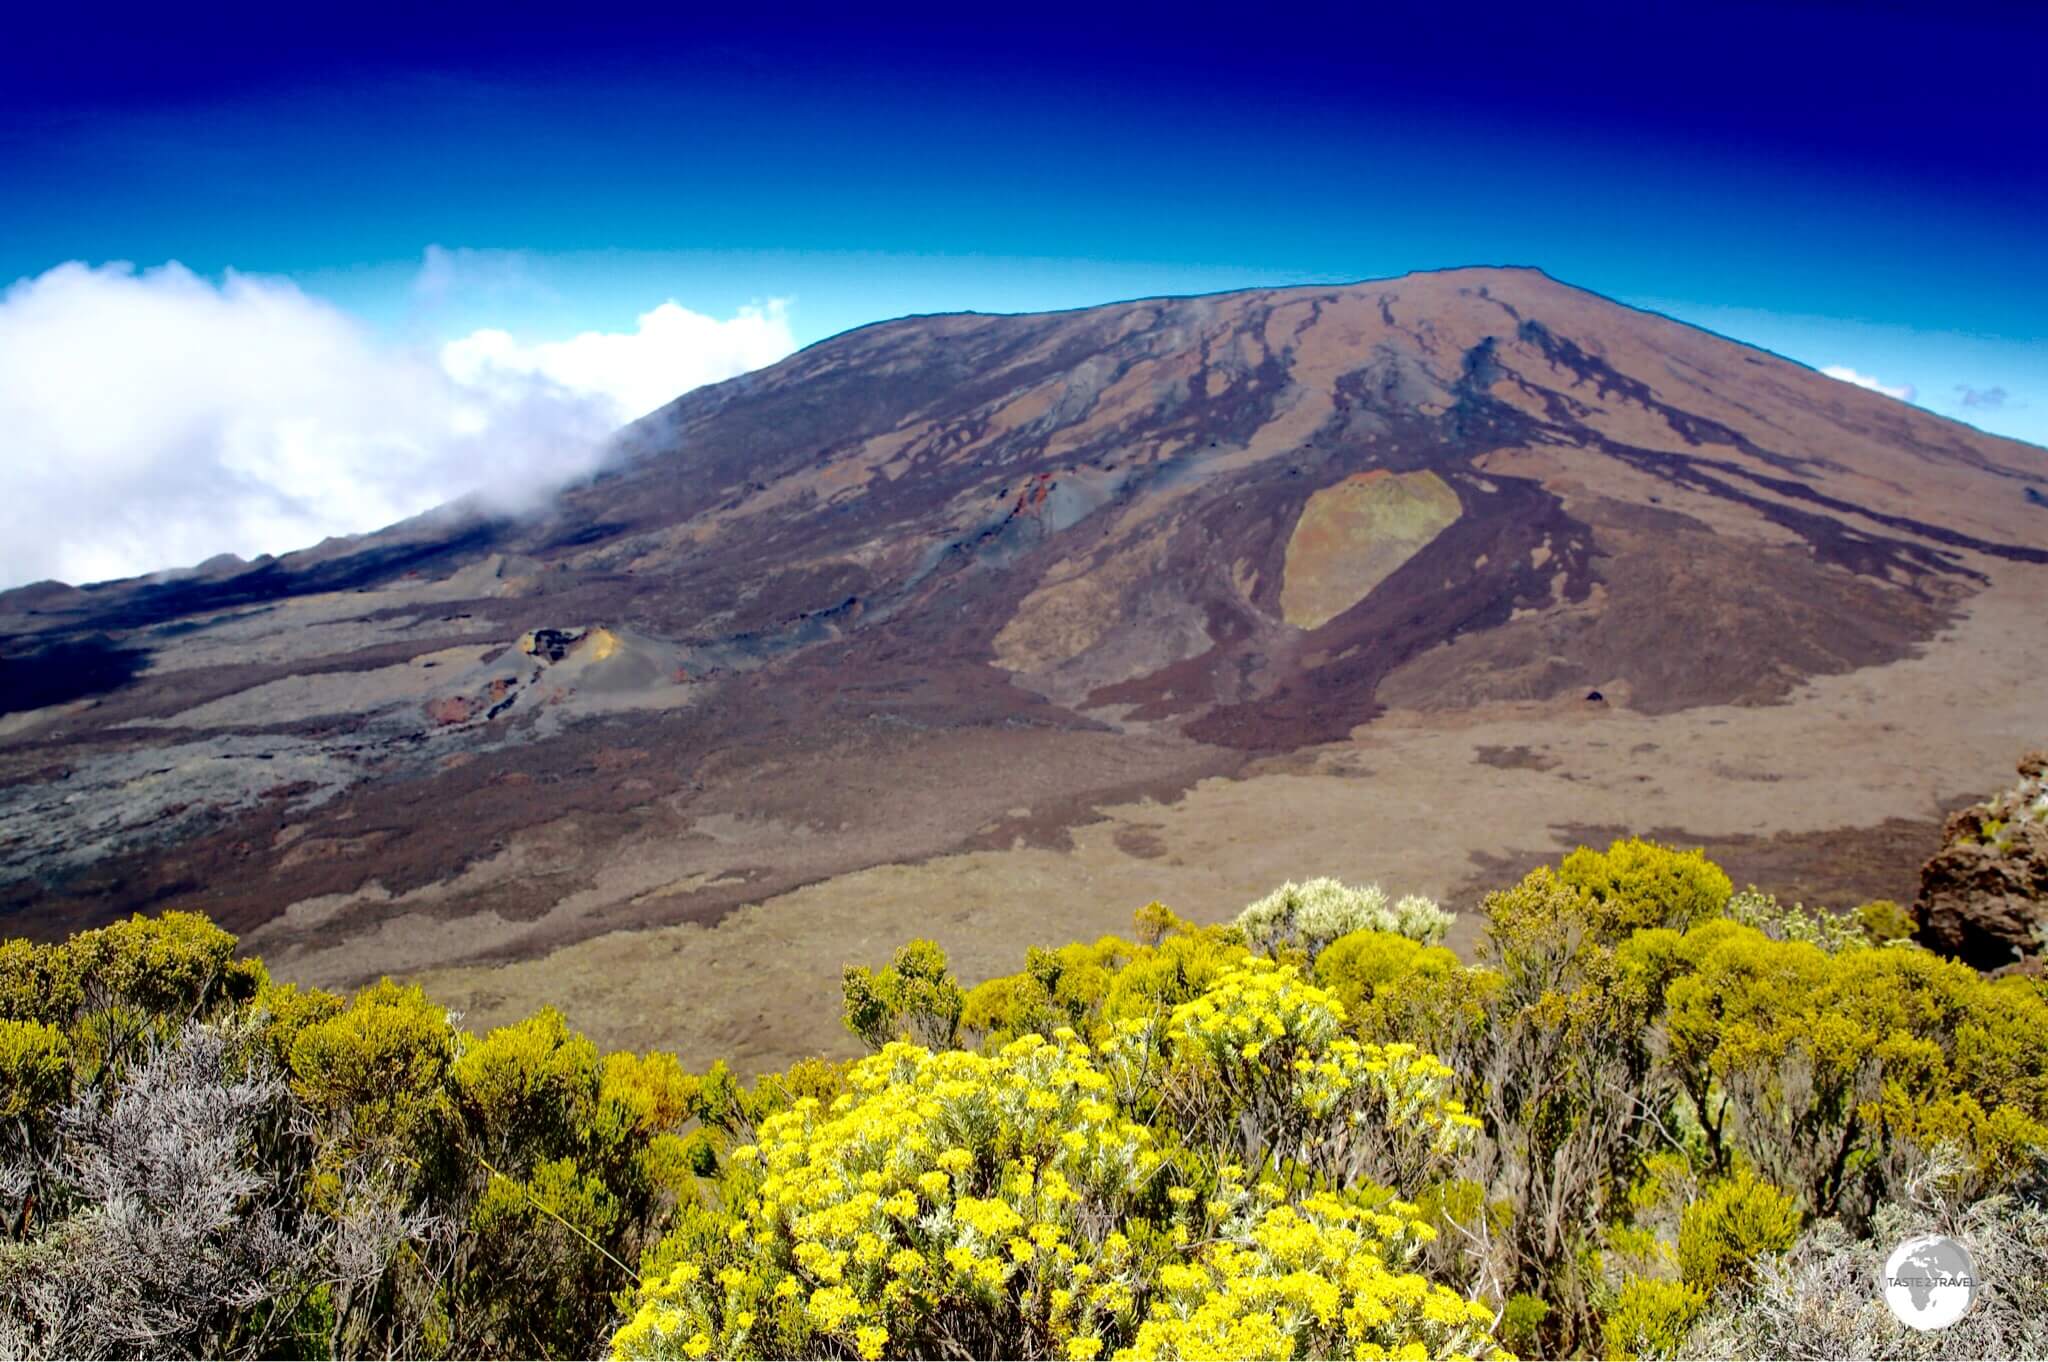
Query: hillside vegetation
xmin=1 ymin=837 xmax=2045 ymax=1359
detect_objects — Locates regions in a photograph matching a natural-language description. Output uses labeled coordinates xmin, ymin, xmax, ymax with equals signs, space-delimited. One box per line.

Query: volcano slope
xmin=3 ymin=266 xmax=2044 ymax=1071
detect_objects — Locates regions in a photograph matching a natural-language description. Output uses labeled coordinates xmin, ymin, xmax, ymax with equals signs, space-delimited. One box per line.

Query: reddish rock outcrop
xmin=423 ymin=695 xmax=474 ymax=726
xmin=1917 ymin=751 xmax=2048 ymax=970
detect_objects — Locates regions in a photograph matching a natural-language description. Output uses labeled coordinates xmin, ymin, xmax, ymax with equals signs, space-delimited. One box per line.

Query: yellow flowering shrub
xmin=1556 ymin=839 xmax=1732 ymax=939
xmin=1660 ymin=917 xmax=2048 ymax=1214
xmin=1119 ymin=1190 xmax=1498 ymax=1360
xmin=956 ymin=909 xmax=1251 ymax=1048
xmin=1312 ymin=930 xmax=1499 ymax=1051
xmin=1600 ymin=1278 xmax=1707 ymax=1360
xmin=1675 ymin=1171 xmax=1800 ymax=1293
xmin=1156 ymin=959 xmax=1482 ymax=1193
xmin=614 ymin=966 xmax=1504 ymax=1360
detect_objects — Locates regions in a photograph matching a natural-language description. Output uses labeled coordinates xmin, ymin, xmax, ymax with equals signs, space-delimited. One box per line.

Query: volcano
xmin=3 ymin=267 xmax=2044 ymax=1070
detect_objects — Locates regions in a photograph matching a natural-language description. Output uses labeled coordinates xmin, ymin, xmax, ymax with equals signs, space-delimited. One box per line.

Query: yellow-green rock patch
xmin=1280 ymin=470 xmax=1461 ymax=628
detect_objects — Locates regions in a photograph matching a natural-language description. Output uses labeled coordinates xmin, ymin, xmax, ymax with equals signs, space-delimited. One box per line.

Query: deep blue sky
xmin=4 ymin=0 xmax=2044 ymax=444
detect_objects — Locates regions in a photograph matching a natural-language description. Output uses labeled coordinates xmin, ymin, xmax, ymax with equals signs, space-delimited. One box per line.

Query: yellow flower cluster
xmin=1122 ymin=1185 xmax=1499 ymax=1360
xmin=1166 ymin=959 xmax=1482 ymax=1142
xmin=1170 ymin=959 xmax=1348 ymax=1067
xmin=612 ymin=971 xmax=1504 ymax=1361
xmin=613 ymin=1030 xmax=1162 ymax=1359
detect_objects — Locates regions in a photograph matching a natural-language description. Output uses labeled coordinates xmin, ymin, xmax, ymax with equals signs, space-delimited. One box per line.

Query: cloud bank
xmin=1820 ymin=364 xmax=1916 ymax=402
xmin=1955 ymin=384 xmax=2008 ymax=410
xmin=442 ymin=299 xmax=793 ymax=424
xmin=0 ymin=261 xmax=795 ymax=588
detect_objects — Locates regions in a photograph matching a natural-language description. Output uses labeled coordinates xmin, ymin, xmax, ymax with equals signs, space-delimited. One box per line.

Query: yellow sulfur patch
xmin=1280 ymin=470 xmax=1461 ymax=629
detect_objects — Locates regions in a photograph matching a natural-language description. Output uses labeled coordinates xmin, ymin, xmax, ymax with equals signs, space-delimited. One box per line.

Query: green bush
xmin=1675 ymin=1171 xmax=1801 ymax=1292
xmin=955 ymin=908 xmax=1251 ymax=1048
xmin=1853 ymin=899 xmax=1916 ymax=946
xmin=1499 ymin=1292 xmax=1551 ymax=1357
xmin=0 ymin=1019 xmax=69 ymax=1130
xmin=0 ymin=939 xmax=82 ymax=1026
xmin=1557 ymin=838 xmax=1732 ymax=938
xmin=1663 ymin=919 xmax=2048 ymax=1216
xmin=1602 ymin=1278 xmax=1708 ymax=1359
xmin=290 ymin=978 xmax=458 ymax=1163
xmin=1312 ymin=928 xmax=1498 ymax=1050
xmin=1466 ymin=863 xmax=1684 ymax=1349
xmin=842 ymin=940 xmax=967 ymax=1050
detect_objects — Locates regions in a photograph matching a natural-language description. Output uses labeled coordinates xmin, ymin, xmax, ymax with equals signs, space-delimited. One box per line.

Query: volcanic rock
xmin=1917 ymin=751 xmax=2048 ymax=970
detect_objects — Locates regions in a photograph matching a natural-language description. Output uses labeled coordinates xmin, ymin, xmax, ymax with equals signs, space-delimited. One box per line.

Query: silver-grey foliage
xmin=1235 ymin=877 xmax=1455 ymax=956
xmin=0 ymin=1020 xmax=436 ymax=1360
xmin=1688 ymin=1151 xmax=2048 ymax=1360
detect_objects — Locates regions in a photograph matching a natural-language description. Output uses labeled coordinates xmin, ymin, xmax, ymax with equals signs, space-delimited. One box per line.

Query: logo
xmin=1881 ymin=1234 xmax=1978 ymax=1331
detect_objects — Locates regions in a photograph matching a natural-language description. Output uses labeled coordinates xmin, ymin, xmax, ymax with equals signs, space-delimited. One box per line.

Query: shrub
xmin=451 ymin=1010 xmax=624 ymax=1355
xmin=1234 ymin=877 xmax=1453 ymax=957
xmin=1686 ymin=1151 xmax=2048 ymax=1360
xmin=1602 ymin=1278 xmax=1708 ymax=1360
xmin=0 ymin=942 xmax=82 ymax=1028
xmin=957 ymin=909 xmax=1250 ymax=1048
xmin=1675 ymin=1170 xmax=1801 ymax=1292
xmin=842 ymin=941 xmax=966 ymax=1050
xmin=613 ymin=965 xmax=1501 ymax=1361
xmin=1498 ymin=1291 xmax=1550 ymax=1356
xmin=1 ymin=812 xmax=2040 ymax=1360
xmin=1557 ymin=839 xmax=1732 ymax=939
xmin=455 ymin=1008 xmax=603 ymax=1165
xmin=1722 ymin=888 xmax=1867 ymax=952
xmin=1155 ymin=959 xmax=1481 ymax=1192
xmin=0 ymin=1020 xmax=404 ymax=1360
xmin=1313 ymin=929 xmax=1498 ymax=1052
xmin=290 ymin=979 xmax=459 ymax=1170
xmin=1094 ymin=924 xmax=1250 ymax=1026
xmin=0 ymin=1022 xmax=69 ymax=1130
xmin=958 ymin=940 xmax=1132 ymax=1043
xmin=0 ymin=914 xmax=265 ymax=1086
xmin=0 ymin=1020 xmax=72 ymax=1239
xmin=1666 ymin=922 xmax=2048 ymax=1218
xmin=1855 ymin=899 xmax=1917 ymax=946
xmin=1464 ymin=865 xmax=1688 ymax=1349
xmin=1478 ymin=863 xmax=1586 ymax=965
xmin=1659 ymin=920 xmax=1835 ymax=1178
xmin=66 ymin=911 xmax=264 ymax=1022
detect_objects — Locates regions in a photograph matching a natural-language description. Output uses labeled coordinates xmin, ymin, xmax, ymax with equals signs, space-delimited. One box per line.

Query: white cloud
xmin=1821 ymin=364 xmax=1916 ymax=402
xmin=412 ymin=244 xmax=550 ymax=309
xmin=441 ymin=298 xmax=793 ymax=424
xmin=0 ymin=261 xmax=796 ymax=588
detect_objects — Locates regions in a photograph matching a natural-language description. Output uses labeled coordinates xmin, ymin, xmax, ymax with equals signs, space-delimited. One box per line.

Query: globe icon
xmin=1882 ymin=1234 xmax=1978 ymax=1330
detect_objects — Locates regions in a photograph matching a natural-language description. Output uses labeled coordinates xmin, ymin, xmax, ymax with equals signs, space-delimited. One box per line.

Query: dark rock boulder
xmin=1916 ymin=750 xmax=2048 ymax=970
